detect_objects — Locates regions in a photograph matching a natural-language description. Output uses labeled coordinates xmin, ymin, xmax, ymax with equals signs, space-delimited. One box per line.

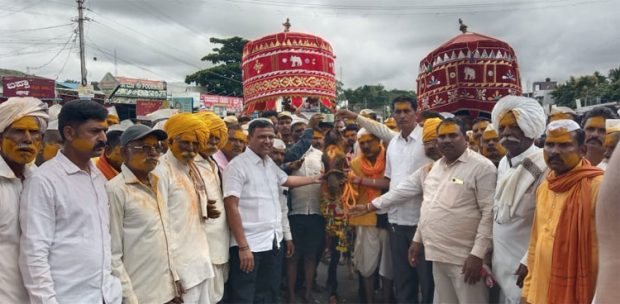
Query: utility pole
xmin=77 ymin=0 xmax=87 ymax=86
xmin=114 ymin=49 xmax=118 ymax=76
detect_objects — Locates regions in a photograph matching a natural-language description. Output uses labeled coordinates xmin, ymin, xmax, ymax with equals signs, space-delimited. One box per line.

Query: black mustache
xmin=93 ymin=141 xmax=106 ymax=149
xmin=586 ymin=138 xmax=602 ymax=145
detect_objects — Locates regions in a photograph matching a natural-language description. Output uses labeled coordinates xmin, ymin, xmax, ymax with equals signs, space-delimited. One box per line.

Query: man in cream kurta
xmin=490 ymin=96 xmax=548 ymax=303
xmin=108 ymin=164 xmax=179 ymax=304
xmin=158 ymin=150 xmax=215 ymax=303
xmin=195 ymin=154 xmax=230 ymax=304
xmin=412 ymin=118 xmax=496 ymax=304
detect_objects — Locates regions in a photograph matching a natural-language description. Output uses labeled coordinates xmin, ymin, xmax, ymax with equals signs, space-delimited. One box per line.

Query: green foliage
xmin=185 ymin=37 xmax=248 ymax=97
xmin=552 ymin=67 xmax=620 ymax=108
xmin=341 ymin=84 xmax=416 ymax=115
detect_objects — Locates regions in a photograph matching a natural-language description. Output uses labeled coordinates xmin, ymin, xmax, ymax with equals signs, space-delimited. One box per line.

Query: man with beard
xmin=339 ymin=97 xmax=433 ymax=304
xmin=223 ymin=119 xmax=320 ymax=303
xmin=523 ymin=120 xmax=603 ymax=304
xmin=597 ymin=119 xmax=620 ymax=170
xmin=581 ymin=106 xmax=618 ymax=168
xmin=411 ymin=118 xmax=496 ymax=304
xmin=194 ymin=111 xmax=232 ymax=304
xmin=342 ymin=124 xmax=359 ymax=156
xmin=213 ymin=125 xmax=246 ymax=171
xmin=349 ymin=118 xmax=444 ymax=304
xmin=277 ymin=111 xmax=294 ymax=146
xmin=20 ymin=100 xmax=122 ymax=303
xmin=479 ymin=124 xmax=507 ymax=167
xmin=107 ymin=125 xmax=182 ymax=304
xmin=490 ymin=96 xmax=547 ymax=304
xmin=158 ymin=113 xmax=220 ymax=304
xmin=0 ymin=97 xmax=48 ymax=303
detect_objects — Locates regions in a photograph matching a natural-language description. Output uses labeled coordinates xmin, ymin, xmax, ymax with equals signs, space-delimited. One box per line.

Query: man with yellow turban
xmin=350 ymin=117 xmax=444 ymax=304
xmin=157 ymin=113 xmax=219 ymax=303
xmin=523 ymin=119 xmax=603 ymax=304
xmin=490 ymin=95 xmax=547 ymax=304
xmin=0 ymin=97 xmax=48 ymax=303
xmin=195 ymin=111 xmax=230 ymax=304
xmin=598 ymin=119 xmax=620 ymax=170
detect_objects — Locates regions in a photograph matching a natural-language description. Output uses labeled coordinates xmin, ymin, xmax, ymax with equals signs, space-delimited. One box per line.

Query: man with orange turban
xmin=157 ymin=113 xmax=219 ymax=303
xmin=0 ymin=97 xmax=48 ymax=303
xmin=195 ymin=111 xmax=230 ymax=304
xmin=523 ymin=119 xmax=603 ymax=304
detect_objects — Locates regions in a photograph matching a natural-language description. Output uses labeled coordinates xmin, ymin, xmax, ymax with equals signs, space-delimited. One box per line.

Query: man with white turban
xmin=0 ymin=97 xmax=48 ymax=303
xmin=490 ymin=95 xmax=548 ymax=303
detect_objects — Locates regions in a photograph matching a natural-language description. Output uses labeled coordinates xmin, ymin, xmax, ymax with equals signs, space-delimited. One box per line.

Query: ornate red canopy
xmin=416 ymin=22 xmax=522 ymax=118
xmin=241 ymin=20 xmax=337 ymax=115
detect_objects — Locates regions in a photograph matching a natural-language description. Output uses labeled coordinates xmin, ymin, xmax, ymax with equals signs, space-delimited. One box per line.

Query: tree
xmin=342 ymin=84 xmax=416 ymax=115
xmin=185 ymin=37 xmax=248 ymax=97
xmin=551 ymin=67 xmax=620 ymax=108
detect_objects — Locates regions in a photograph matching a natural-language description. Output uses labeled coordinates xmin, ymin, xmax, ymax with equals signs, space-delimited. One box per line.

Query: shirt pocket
xmin=438 ymin=177 xmax=470 ymax=209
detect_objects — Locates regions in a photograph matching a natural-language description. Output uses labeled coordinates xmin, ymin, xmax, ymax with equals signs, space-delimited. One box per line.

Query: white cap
xmin=47 ymin=120 xmax=59 ymax=131
xmin=273 ymin=138 xmax=286 ymax=150
xmin=291 ymin=116 xmax=309 ymax=127
xmin=249 ymin=118 xmax=274 ymax=125
xmin=153 ymin=120 xmax=167 ymax=130
xmin=223 ymin=116 xmax=238 ymax=124
xmin=146 ymin=108 xmax=179 ymax=123
xmin=106 ymin=105 xmax=118 ymax=117
xmin=550 ymin=106 xmax=576 ymax=115
xmin=49 ymin=104 xmax=62 ymax=121
xmin=357 ymin=128 xmax=371 ymax=139
xmin=546 ymin=119 xmax=581 ymax=133
xmin=108 ymin=119 xmax=134 ymax=132
xmin=440 ymin=112 xmax=455 ymax=118
xmin=606 ymin=119 xmax=620 ymax=133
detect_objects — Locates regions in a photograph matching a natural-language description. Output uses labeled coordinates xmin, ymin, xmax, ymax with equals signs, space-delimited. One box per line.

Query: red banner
xmin=136 ymin=100 xmax=163 ymax=118
xmin=2 ymin=76 xmax=55 ymax=99
xmin=199 ymin=94 xmax=243 ymax=112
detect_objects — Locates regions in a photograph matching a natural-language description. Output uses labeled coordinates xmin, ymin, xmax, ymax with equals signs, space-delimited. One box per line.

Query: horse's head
xmin=322 ymin=141 xmax=348 ymax=200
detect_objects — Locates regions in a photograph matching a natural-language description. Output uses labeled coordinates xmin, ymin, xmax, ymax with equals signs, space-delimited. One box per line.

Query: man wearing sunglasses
xmin=107 ymin=124 xmax=184 ymax=304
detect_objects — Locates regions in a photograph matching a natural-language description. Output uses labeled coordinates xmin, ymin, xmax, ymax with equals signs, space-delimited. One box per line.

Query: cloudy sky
xmin=1 ymin=0 xmax=618 ymax=93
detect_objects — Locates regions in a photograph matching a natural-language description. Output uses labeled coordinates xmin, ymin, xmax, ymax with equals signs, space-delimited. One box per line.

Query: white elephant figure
xmin=290 ymin=55 xmax=303 ymax=67
xmin=464 ymin=67 xmax=476 ymax=80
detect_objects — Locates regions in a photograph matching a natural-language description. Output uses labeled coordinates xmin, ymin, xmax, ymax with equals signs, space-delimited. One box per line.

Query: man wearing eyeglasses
xmin=106 ymin=125 xmax=183 ymax=304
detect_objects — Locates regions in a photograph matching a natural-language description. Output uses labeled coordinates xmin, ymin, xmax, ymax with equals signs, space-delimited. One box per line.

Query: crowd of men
xmin=0 ymin=95 xmax=619 ymax=304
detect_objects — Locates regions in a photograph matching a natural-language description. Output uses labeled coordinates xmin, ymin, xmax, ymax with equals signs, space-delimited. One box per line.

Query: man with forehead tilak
xmin=522 ymin=119 xmax=603 ymax=304
xmin=411 ymin=118 xmax=496 ymax=304
xmin=596 ymin=119 xmax=620 ymax=170
xmin=106 ymin=125 xmax=183 ymax=304
xmin=489 ymin=96 xmax=548 ymax=304
xmin=479 ymin=124 xmax=506 ymax=167
xmin=194 ymin=111 xmax=232 ymax=304
xmin=0 ymin=97 xmax=48 ymax=303
xmin=581 ymin=106 xmax=619 ymax=168
xmin=157 ymin=113 xmax=220 ymax=304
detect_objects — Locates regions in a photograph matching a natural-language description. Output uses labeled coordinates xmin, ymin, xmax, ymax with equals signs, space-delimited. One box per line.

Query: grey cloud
xmin=1 ymin=0 xmax=618 ymax=92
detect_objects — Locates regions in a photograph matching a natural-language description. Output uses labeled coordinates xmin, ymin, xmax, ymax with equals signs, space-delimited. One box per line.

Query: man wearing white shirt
xmin=0 ymin=97 xmax=48 ymax=303
xmin=107 ymin=125 xmax=181 ymax=304
xmin=223 ymin=119 xmax=320 ymax=303
xmin=19 ymin=100 xmax=122 ymax=304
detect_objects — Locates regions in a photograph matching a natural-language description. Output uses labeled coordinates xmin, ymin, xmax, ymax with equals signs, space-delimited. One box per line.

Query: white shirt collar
xmin=506 ymin=145 xmax=539 ymax=168
xmin=56 ymin=151 xmax=100 ymax=177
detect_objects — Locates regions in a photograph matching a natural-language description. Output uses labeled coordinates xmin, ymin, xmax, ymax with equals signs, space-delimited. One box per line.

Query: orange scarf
xmin=546 ymin=159 xmax=603 ymax=304
xmin=356 ymin=146 xmax=386 ymax=202
xmin=96 ymin=156 xmax=119 ymax=181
